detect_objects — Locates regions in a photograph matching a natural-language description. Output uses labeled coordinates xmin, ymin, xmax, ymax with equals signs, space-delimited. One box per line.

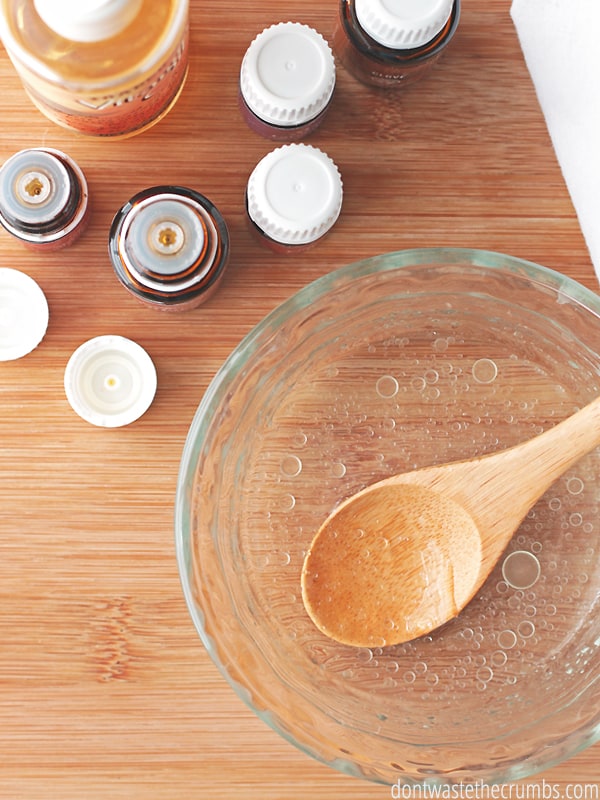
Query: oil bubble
xmin=472 ymin=358 xmax=498 ymax=384
xmin=357 ymin=648 xmax=373 ymax=663
xmin=491 ymin=650 xmax=508 ymax=667
xmin=278 ymin=493 xmax=296 ymax=511
xmin=566 ymin=477 xmax=584 ymax=495
xmin=292 ymin=432 xmax=308 ymax=448
xmin=518 ymin=620 xmax=536 ymax=638
xmin=280 ymin=455 xmax=302 ymax=478
xmin=252 ymin=553 xmax=270 ymax=570
xmin=502 ymin=550 xmax=541 ymax=589
xmin=376 ymin=375 xmax=399 ymax=399
xmin=498 ymin=630 xmax=518 ymax=650
xmin=477 ymin=666 xmax=493 ymax=683
xmin=331 ymin=462 xmax=347 ymax=479
xmin=424 ymin=387 xmax=441 ymax=401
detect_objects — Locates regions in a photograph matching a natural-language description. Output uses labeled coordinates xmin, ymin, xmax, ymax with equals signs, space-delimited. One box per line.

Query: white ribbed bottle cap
xmin=247 ymin=144 xmax=343 ymax=246
xmin=34 ymin=0 xmax=143 ymax=42
xmin=0 ymin=268 xmax=49 ymax=361
xmin=240 ymin=22 xmax=335 ymax=127
xmin=355 ymin=0 xmax=453 ymax=49
xmin=64 ymin=335 xmax=157 ymax=427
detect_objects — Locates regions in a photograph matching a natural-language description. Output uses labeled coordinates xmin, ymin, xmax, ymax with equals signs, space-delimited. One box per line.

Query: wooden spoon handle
xmin=497 ymin=394 xmax=600 ymax=507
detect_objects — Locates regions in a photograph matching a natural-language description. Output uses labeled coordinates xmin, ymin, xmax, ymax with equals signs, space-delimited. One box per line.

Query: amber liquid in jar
xmin=333 ymin=0 xmax=460 ymax=89
xmin=0 ymin=0 xmax=188 ymax=137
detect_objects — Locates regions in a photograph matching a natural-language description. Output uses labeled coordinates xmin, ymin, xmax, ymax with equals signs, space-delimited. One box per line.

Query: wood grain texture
xmin=0 ymin=1 xmax=598 ymax=798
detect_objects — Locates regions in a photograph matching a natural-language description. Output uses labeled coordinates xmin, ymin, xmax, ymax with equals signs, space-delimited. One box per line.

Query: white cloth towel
xmin=511 ymin=0 xmax=600 ymax=284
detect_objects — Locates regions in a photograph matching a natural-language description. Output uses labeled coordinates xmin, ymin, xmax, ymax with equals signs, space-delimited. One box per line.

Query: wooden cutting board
xmin=0 ymin=1 xmax=598 ymax=798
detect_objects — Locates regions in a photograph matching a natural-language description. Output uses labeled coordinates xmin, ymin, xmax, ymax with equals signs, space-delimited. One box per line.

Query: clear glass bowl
xmin=175 ymin=248 xmax=600 ymax=786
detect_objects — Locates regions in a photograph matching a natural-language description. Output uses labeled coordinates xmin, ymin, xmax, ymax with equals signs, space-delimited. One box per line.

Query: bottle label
xmin=24 ymin=33 xmax=188 ymax=137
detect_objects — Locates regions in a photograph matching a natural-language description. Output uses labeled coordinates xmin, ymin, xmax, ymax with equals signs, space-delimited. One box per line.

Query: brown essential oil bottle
xmin=246 ymin=144 xmax=343 ymax=254
xmin=0 ymin=148 xmax=89 ymax=250
xmin=109 ymin=186 xmax=230 ymax=311
xmin=333 ymin=0 xmax=460 ymax=89
xmin=239 ymin=22 xmax=336 ymax=141
xmin=0 ymin=0 xmax=189 ymax=138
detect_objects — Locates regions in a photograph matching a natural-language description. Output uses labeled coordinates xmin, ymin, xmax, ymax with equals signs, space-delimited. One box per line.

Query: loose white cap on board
xmin=0 ymin=268 xmax=49 ymax=361
xmin=64 ymin=335 xmax=157 ymax=427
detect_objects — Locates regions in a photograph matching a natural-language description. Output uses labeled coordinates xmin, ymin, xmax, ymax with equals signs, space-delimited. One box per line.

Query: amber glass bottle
xmin=246 ymin=144 xmax=343 ymax=253
xmin=0 ymin=0 xmax=188 ymax=137
xmin=0 ymin=148 xmax=89 ymax=249
xmin=239 ymin=22 xmax=336 ymax=142
xmin=109 ymin=186 xmax=230 ymax=311
xmin=333 ymin=0 xmax=460 ymax=89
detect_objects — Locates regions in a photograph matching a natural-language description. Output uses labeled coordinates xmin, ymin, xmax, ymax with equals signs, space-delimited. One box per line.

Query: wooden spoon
xmin=301 ymin=396 xmax=600 ymax=648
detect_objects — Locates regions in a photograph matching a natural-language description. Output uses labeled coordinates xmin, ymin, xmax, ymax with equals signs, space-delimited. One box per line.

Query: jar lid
xmin=240 ymin=22 xmax=335 ymax=127
xmin=355 ymin=0 xmax=454 ymax=49
xmin=34 ymin=0 xmax=143 ymax=42
xmin=247 ymin=144 xmax=343 ymax=246
xmin=64 ymin=335 xmax=157 ymax=427
xmin=0 ymin=268 xmax=49 ymax=361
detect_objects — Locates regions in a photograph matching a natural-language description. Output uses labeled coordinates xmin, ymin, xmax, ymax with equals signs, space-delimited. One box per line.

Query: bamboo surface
xmin=0 ymin=1 xmax=598 ymax=798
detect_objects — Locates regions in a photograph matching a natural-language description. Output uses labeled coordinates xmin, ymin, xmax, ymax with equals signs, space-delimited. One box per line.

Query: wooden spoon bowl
xmin=302 ymin=396 xmax=600 ymax=647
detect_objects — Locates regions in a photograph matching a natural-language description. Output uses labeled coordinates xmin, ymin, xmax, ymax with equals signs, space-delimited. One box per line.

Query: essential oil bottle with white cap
xmin=0 ymin=148 xmax=89 ymax=250
xmin=0 ymin=0 xmax=189 ymax=137
xmin=109 ymin=186 xmax=230 ymax=311
xmin=239 ymin=22 xmax=336 ymax=141
xmin=245 ymin=144 xmax=343 ymax=254
xmin=332 ymin=0 xmax=460 ymax=89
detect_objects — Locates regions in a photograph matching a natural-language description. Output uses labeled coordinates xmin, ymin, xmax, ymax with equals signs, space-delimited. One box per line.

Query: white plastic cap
xmin=240 ymin=22 xmax=335 ymax=127
xmin=355 ymin=0 xmax=454 ymax=49
xmin=247 ymin=144 xmax=343 ymax=246
xmin=34 ymin=0 xmax=143 ymax=42
xmin=0 ymin=268 xmax=49 ymax=361
xmin=64 ymin=335 xmax=157 ymax=427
